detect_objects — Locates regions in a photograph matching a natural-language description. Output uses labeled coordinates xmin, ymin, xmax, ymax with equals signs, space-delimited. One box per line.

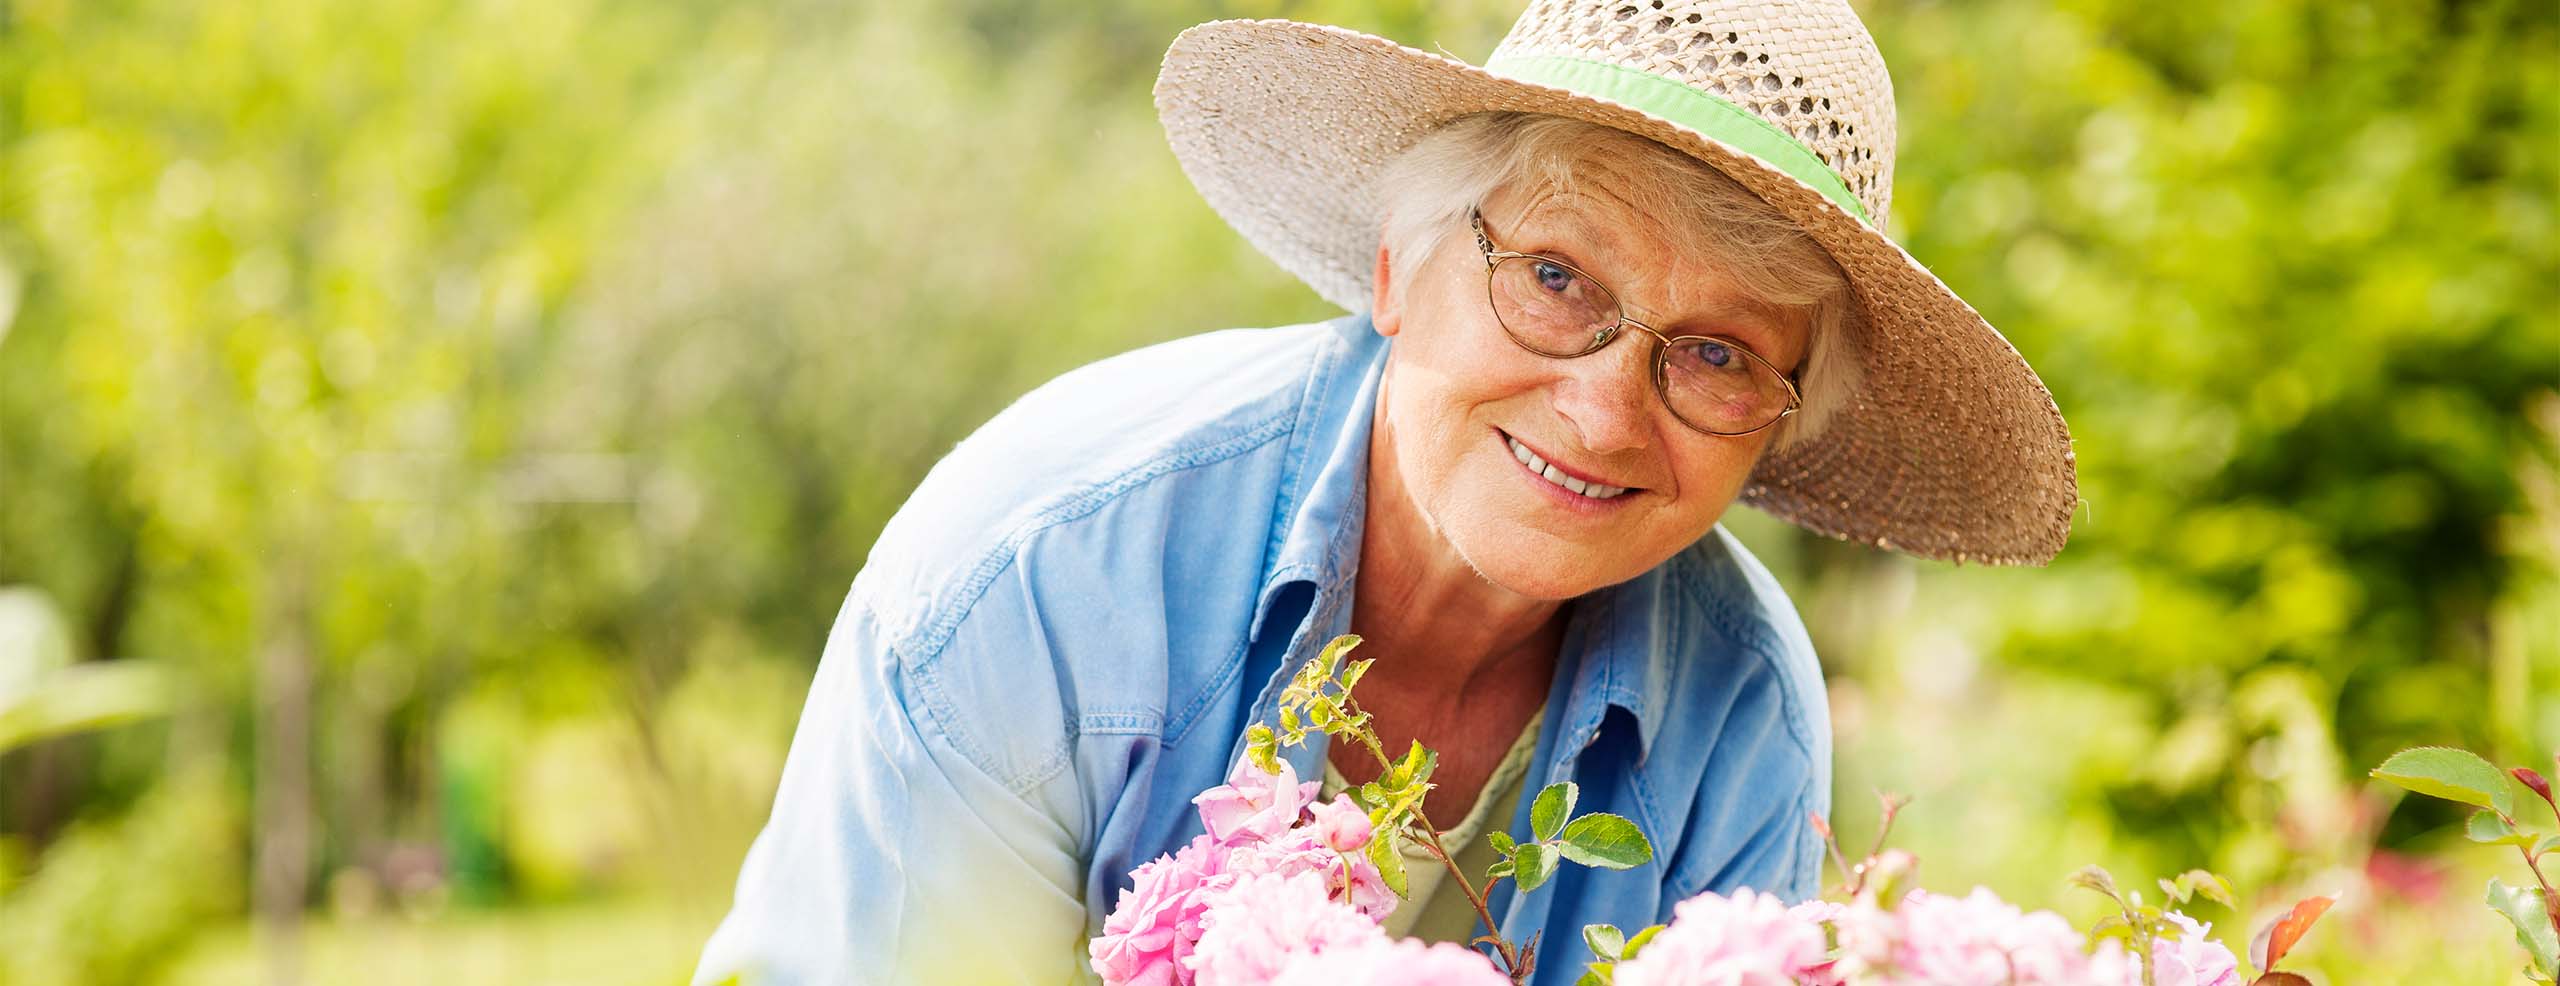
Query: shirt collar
xmin=1567 ymin=528 xmax=1793 ymax=763
xmin=1557 ymin=563 xmax=1680 ymax=761
xmin=1250 ymin=314 xmax=1385 ymax=638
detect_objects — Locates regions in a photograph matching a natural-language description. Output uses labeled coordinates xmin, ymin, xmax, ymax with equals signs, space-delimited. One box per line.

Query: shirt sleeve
xmin=691 ymin=592 xmax=1093 ymax=986
xmin=1663 ymin=646 xmax=1832 ymax=906
xmin=1694 ymin=772 xmax=1826 ymax=903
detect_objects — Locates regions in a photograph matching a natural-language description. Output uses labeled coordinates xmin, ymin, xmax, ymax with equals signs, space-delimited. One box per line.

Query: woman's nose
xmin=1548 ymin=323 xmax=1658 ymax=455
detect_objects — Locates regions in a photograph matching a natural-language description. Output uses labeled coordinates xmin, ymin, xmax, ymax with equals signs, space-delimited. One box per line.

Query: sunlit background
xmin=1 ymin=0 xmax=2554 ymax=982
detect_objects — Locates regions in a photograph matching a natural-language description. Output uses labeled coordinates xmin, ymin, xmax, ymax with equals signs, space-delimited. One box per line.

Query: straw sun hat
xmin=1155 ymin=0 xmax=2078 ymax=566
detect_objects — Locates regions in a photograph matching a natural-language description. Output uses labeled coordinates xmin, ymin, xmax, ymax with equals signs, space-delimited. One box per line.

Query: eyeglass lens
xmin=1486 ymin=254 xmax=1793 ymax=435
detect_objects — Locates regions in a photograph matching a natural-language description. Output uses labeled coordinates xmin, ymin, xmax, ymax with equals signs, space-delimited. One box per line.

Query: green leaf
xmin=2372 ymin=746 xmax=2517 ymax=816
xmin=1486 ymin=858 xmax=1515 ymax=881
xmin=1245 ymin=724 xmax=1280 ymax=773
xmin=1369 ymin=831 xmax=1409 ymax=899
xmin=1583 ymin=923 xmax=1625 ymax=961
xmin=2470 ymin=810 xmax=2535 ymax=847
xmin=1289 ymin=655 xmax=1326 ymax=694
xmin=1317 ymin=635 xmax=1363 ymax=677
xmin=2159 ymin=869 xmax=2236 ymax=909
xmin=1339 ymin=657 xmax=1373 ymax=694
xmin=1557 ymin=813 xmax=1653 ymax=869
xmin=2535 ymin=833 xmax=2560 ymax=856
xmin=1487 ymin=830 xmax=1517 ymax=855
xmin=2488 ymin=877 xmax=2560 ymax=979
xmin=1386 ymin=786 xmax=1431 ymax=824
xmin=1621 ymin=925 xmax=1664 ymax=960
xmin=1390 ymin=740 xmax=1438 ymax=788
xmin=1575 ymin=971 xmax=1607 ymax=986
xmin=1532 ymin=782 xmax=1579 ymax=842
xmin=1513 ymin=842 xmax=1559 ymax=892
xmin=2189 ymin=870 xmax=2238 ymax=909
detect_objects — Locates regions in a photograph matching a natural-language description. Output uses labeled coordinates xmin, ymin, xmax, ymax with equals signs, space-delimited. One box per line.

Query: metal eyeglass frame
xmin=1469 ymin=207 xmax=1802 ymax=438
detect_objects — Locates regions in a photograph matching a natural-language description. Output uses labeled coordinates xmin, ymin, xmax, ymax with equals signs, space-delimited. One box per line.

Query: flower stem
xmin=2522 ymin=843 xmax=2560 ymax=943
xmin=2118 ymin=897 xmax=2154 ymax=986
xmin=1349 ymin=708 xmax=1519 ymax=979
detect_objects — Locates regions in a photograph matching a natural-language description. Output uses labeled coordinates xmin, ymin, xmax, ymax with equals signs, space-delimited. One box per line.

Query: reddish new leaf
xmin=2250 ymin=895 xmax=2335 ymax=972
xmin=2516 ymin=766 xmax=2556 ymax=814
xmin=2250 ymin=974 xmax=2315 ymax=986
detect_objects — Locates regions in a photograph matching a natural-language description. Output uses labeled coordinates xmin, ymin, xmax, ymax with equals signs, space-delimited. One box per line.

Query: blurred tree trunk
xmin=255 ymin=564 xmax=312 ymax=986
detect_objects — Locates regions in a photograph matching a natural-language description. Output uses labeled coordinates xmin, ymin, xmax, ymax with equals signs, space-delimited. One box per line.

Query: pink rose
xmin=1275 ymin=938 xmax=1510 ymax=985
xmin=1613 ymin=887 xmax=1828 ymax=986
xmin=1194 ymin=757 xmax=1321 ymax=845
xmin=1092 ymin=827 xmax=1402 ymax=986
xmin=1187 ymin=871 xmax=1387 ymax=986
xmin=1832 ymin=888 xmax=2095 ymax=986
xmin=2148 ymin=911 xmax=2242 ymax=986
xmin=1309 ymin=793 xmax=1375 ymax=853
xmin=1215 ymin=830 xmax=1397 ymax=922
xmin=1090 ymin=836 xmax=1225 ymax=986
xmin=1331 ymin=850 xmax=1397 ymax=920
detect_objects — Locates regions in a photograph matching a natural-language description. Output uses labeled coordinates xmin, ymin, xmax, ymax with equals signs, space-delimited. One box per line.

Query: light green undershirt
xmin=1322 ymin=705 xmax=1546 ymax=944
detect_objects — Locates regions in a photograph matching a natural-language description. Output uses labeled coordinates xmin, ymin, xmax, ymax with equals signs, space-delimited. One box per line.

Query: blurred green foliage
xmin=0 ymin=0 xmax=2551 ymax=983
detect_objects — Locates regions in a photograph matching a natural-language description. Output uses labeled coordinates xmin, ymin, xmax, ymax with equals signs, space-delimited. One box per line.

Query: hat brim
xmin=1156 ymin=19 xmax=2077 ymax=565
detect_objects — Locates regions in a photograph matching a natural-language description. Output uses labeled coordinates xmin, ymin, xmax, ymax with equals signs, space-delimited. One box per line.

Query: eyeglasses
xmin=1470 ymin=208 xmax=1802 ymax=438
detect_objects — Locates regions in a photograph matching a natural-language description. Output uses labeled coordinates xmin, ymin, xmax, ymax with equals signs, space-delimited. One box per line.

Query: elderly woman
xmin=696 ymin=1 xmax=2074 ymax=984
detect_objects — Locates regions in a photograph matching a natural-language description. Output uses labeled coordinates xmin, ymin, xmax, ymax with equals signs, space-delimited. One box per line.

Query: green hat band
xmin=1484 ymin=53 xmax=1870 ymax=224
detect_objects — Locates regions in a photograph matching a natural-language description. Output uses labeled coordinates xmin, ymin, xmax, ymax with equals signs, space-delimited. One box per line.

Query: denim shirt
xmin=694 ymin=314 xmax=1832 ymax=986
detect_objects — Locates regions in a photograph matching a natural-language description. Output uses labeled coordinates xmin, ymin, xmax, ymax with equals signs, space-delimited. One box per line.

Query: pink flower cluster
xmin=1089 ymin=757 xmax=1506 ymax=986
xmin=1611 ymin=885 xmax=2243 ymax=986
xmin=1612 ymin=888 xmax=1828 ymax=986
xmin=2143 ymin=912 xmax=2243 ymax=986
xmin=1820 ymin=887 xmax=2106 ymax=985
xmin=1095 ymin=759 xmax=2243 ymax=986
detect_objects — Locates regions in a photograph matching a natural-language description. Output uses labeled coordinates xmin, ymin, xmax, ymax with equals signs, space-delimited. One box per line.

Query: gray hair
xmin=1374 ymin=112 xmax=1865 ymax=452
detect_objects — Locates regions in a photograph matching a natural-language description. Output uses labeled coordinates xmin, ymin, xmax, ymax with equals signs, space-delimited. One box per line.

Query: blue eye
xmin=1667 ymin=339 xmax=1752 ymax=377
xmin=1532 ymin=261 xmax=1574 ymax=294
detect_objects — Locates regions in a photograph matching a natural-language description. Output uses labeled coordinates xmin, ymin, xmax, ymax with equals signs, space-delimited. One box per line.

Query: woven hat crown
xmin=1491 ymin=0 xmax=1898 ymax=226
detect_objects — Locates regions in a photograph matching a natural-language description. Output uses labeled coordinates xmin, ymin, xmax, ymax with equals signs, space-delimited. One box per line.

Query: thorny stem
xmin=1865 ymin=793 xmax=1909 ymax=863
xmin=2522 ymin=842 xmax=2560 ymax=943
xmin=1348 ymin=705 xmax=1522 ymax=981
xmin=1810 ymin=812 xmax=1855 ymax=893
xmin=1822 ymin=836 xmax=1857 ymax=893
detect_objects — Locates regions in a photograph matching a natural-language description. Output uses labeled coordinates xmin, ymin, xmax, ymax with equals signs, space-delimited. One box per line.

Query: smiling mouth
xmin=1501 ymin=431 xmax=1634 ymax=501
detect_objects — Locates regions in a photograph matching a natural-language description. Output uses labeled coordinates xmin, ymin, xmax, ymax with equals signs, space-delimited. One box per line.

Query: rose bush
xmin=1089 ymin=758 xmax=1404 ymax=986
xmin=1089 ymin=638 xmax=2412 ymax=986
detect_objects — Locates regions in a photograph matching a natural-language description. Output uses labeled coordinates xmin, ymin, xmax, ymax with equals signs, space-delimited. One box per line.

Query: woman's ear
xmin=1370 ymin=239 xmax=1403 ymax=338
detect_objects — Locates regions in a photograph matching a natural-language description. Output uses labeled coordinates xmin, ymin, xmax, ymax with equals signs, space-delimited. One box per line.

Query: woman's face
xmin=1370 ymin=175 xmax=1811 ymax=601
